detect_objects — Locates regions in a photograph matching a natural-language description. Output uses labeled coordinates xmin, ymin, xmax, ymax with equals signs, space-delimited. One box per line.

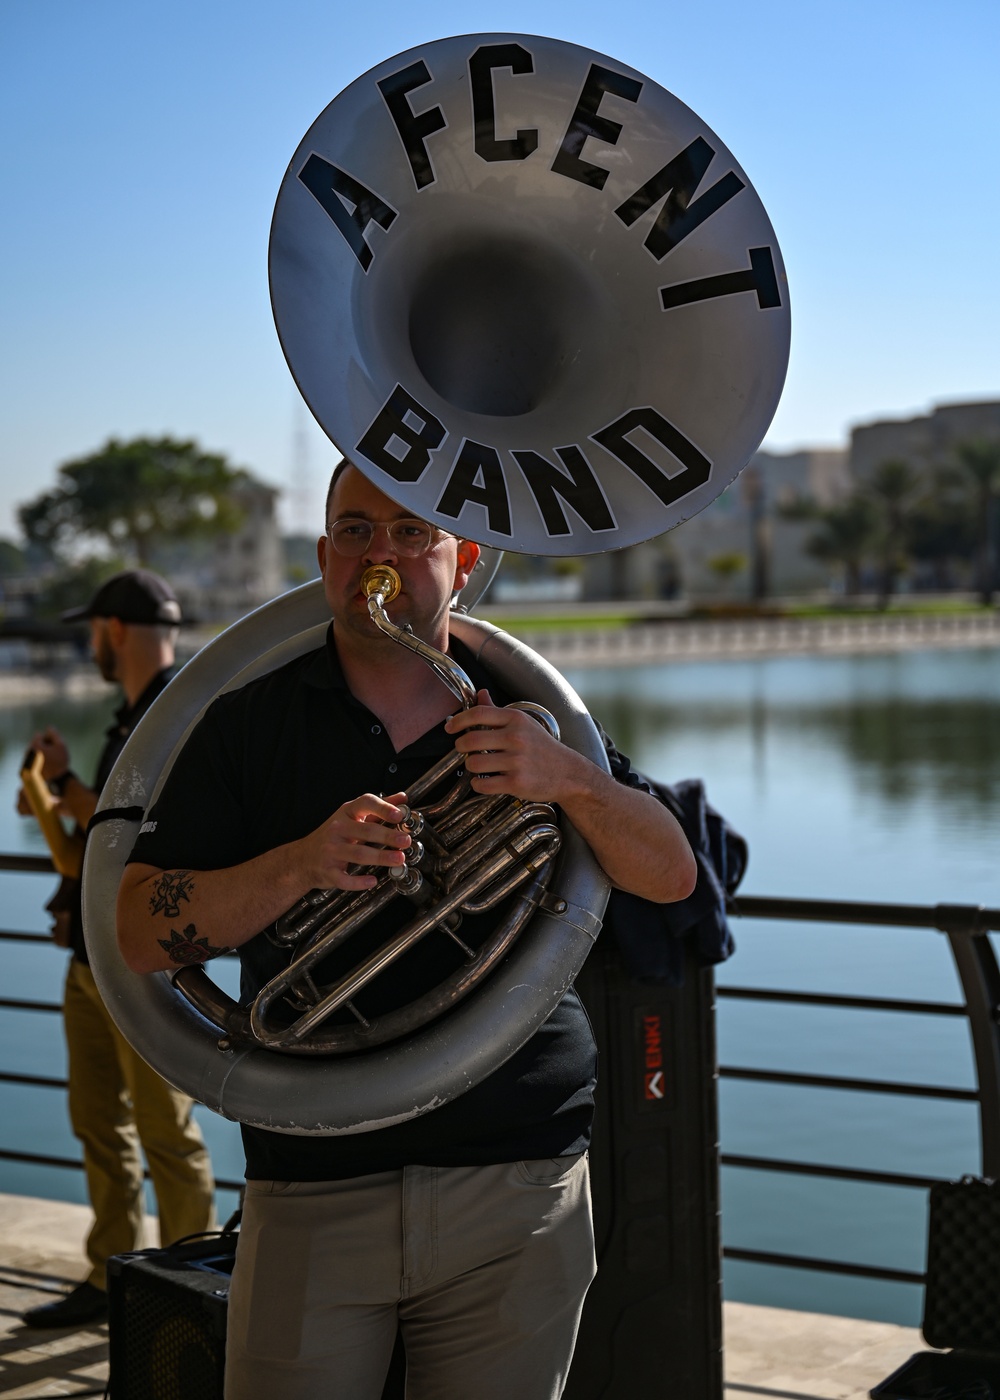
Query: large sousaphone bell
xmin=84 ymin=33 xmax=789 ymax=1135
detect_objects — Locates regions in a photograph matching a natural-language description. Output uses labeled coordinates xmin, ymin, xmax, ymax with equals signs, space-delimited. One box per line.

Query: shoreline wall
xmin=508 ymin=611 xmax=1000 ymax=669
xmin=2 ymin=610 xmax=999 ymax=699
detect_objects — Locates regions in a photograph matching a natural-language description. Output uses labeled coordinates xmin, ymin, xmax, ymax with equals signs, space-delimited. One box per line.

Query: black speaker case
xmin=107 ymin=1235 xmax=237 ymax=1400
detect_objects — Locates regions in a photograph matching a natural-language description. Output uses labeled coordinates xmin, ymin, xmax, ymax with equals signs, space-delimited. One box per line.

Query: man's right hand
xmin=119 ymin=792 xmax=414 ymax=974
xmin=296 ymin=792 xmax=411 ymax=892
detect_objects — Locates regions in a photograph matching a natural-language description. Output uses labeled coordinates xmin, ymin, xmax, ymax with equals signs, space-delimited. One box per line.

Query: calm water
xmin=1 ymin=647 xmax=998 ymax=1325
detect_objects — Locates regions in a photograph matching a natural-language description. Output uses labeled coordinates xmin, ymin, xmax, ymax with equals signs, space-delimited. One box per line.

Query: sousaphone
xmin=84 ymin=33 xmax=789 ymax=1135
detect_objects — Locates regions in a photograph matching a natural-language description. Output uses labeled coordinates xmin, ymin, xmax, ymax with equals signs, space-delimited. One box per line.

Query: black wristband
xmin=50 ymin=771 xmax=76 ymax=796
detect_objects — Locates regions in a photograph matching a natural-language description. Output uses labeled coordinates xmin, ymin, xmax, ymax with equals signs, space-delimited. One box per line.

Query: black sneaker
xmin=22 ymin=1281 xmax=108 ymax=1329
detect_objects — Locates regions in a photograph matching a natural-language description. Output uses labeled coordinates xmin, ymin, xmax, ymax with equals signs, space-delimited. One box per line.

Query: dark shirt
xmin=128 ymin=630 xmax=623 ymax=1181
xmin=65 ymin=668 xmax=173 ymax=964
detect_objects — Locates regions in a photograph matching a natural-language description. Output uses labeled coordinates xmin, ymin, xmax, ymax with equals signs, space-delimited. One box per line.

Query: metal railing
xmin=719 ymin=894 xmax=1000 ymax=1288
xmin=2 ymin=856 xmax=998 ymax=1292
xmin=0 ymin=852 xmax=244 ymax=1197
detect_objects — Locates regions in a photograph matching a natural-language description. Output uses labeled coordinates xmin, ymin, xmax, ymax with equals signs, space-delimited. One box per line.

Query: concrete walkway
xmin=0 ymin=1193 xmax=109 ymax=1397
xmin=0 ymin=1191 xmax=924 ymax=1398
xmin=723 ymin=1301 xmax=922 ymax=1399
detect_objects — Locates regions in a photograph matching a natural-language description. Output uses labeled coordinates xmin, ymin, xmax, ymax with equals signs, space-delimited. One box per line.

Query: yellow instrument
xmin=19 ymin=750 xmax=85 ymax=879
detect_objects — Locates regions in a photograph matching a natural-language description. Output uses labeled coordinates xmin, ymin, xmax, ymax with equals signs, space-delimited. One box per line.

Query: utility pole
xmin=743 ymin=464 xmax=771 ymax=604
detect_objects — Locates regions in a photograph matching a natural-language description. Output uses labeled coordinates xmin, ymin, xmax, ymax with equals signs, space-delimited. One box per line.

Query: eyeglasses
xmin=326 ymin=517 xmax=447 ymax=558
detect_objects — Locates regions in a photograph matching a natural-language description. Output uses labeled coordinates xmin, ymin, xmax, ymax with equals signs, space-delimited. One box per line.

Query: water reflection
xmin=567 ymin=647 xmax=1000 ymax=906
xmin=590 ymin=690 xmax=1000 ymax=811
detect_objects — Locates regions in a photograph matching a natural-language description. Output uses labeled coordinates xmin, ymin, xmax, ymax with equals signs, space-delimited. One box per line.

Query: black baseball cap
xmin=61 ymin=570 xmax=183 ymax=625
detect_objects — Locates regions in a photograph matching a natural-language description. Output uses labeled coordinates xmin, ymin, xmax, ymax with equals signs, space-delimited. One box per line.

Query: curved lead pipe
xmin=361 ymin=565 xmax=479 ymax=710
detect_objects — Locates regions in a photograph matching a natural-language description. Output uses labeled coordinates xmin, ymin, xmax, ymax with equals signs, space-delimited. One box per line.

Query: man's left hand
xmin=445 ymin=689 xmax=578 ymax=804
xmin=447 ymin=689 xmax=698 ymax=905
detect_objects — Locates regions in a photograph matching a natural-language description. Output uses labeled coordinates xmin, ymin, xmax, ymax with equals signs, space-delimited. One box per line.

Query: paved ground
xmin=0 ymin=1190 xmax=925 ymax=1398
xmin=723 ymin=1301 xmax=924 ymax=1400
xmin=0 ymin=1193 xmax=108 ymax=1397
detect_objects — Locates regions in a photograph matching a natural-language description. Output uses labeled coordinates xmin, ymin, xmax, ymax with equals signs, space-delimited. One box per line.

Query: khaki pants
xmin=64 ymin=957 xmax=217 ymax=1289
xmin=225 ymin=1156 xmax=596 ymax=1400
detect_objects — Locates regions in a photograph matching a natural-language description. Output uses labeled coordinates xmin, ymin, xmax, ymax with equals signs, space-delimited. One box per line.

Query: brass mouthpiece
xmin=360 ymin=565 xmax=401 ymax=605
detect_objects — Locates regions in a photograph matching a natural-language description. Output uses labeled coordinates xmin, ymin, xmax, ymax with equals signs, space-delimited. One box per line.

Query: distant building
xmin=282 ymin=534 xmax=322 ymax=589
xmin=575 ymin=399 xmax=1000 ymax=602
xmin=151 ymin=479 xmax=284 ymax=622
xmin=669 ymin=448 xmax=849 ymax=600
xmin=580 ymin=447 xmax=849 ymax=602
xmin=849 ymin=400 xmax=1000 ymax=481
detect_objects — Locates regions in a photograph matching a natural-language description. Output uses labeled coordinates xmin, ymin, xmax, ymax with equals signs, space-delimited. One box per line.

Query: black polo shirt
xmin=128 ymin=629 xmax=606 ymax=1181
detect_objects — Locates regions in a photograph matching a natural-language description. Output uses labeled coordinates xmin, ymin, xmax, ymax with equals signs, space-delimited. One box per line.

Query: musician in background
xmin=117 ymin=467 xmax=696 ymax=1399
xmin=20 ymin=571 xmax=216 ymax=1329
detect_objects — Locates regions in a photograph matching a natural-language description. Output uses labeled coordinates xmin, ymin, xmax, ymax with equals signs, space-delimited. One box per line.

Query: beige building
xmin=849 ymin=400 xmax=1000 ymax=481
xmin=151 ymin=479 xmax=285 ymax=622
xmin=581 ymin=447 xmax=849 ymax=601
xmin=577 ymin=398 xmax=1000 ymax=602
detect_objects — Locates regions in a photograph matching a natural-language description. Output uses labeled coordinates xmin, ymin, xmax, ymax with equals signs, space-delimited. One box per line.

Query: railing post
xmin=938 ymin=904 xmax=1000 ymax=1177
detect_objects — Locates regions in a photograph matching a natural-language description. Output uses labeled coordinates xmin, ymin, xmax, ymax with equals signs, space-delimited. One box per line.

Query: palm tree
xmin=867 ymin=458 xmax=920 ymax=607
xmin=803 ymin=493 xmax=879 ymax=598
xmin=951 ymin=439 xmax=1000 ymax=604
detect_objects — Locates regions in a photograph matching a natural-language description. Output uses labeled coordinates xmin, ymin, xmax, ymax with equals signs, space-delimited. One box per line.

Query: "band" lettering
xmin=356 ymin=385 xmax=712 ymax=538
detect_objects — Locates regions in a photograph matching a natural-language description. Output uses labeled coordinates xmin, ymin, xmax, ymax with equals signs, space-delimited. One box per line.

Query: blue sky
xmin=2 ymin=0 xmax=997 ymax=538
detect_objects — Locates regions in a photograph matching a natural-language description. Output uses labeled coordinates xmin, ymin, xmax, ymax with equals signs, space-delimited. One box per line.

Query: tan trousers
xmin=64 ymin=957 xmax=217 ymax=1290
xmin=225 ymin=1156 xmax=596 ymax=1400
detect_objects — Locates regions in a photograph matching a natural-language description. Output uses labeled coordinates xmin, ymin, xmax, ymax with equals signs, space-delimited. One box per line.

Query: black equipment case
xmin=566 ymin=937 xmax=723 ymax=1399
xmin=871 ymin=1176 xmax=1000 ymax=1399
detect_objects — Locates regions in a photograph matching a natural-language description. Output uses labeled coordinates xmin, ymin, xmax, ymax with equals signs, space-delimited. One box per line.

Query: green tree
xmin=801 ymin=493 xmax=880 ymax=597
xmin=19 ymin=436 xmax=248 ymax=567
xmin=867 ymin=457 xmax=921 ymax=607
xmin=706 ymin=551 xmax=747 ymax=593
xmin=0 ymin=539 xmax=26 ymax=576
xmin=906 ymin=479 xmax=976 ymax=592
xmin=949 ymin=438 xmax=1000 ymax=604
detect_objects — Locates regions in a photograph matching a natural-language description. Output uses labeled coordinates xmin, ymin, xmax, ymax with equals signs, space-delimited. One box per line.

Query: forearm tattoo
xmin=157 ymin=924 xmax=231 ymax=965
xmin=149 ymin=869 xmax=195 ymax=919
xmin=149 ymin=869 xmax=229 ymax=963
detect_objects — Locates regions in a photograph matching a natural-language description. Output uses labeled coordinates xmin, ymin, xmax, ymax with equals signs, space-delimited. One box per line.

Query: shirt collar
xmin=111 ymin=666 xmax=173 ymax=734
xmin=297 ymin=624 xmax=344 ymax=691
xmin=303 ymin=623 xmax=488 ymax=695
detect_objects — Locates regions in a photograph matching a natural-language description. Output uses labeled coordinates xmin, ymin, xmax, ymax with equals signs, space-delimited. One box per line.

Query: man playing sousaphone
xmin=117 ymin=463 xmax=696 ymax=1399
